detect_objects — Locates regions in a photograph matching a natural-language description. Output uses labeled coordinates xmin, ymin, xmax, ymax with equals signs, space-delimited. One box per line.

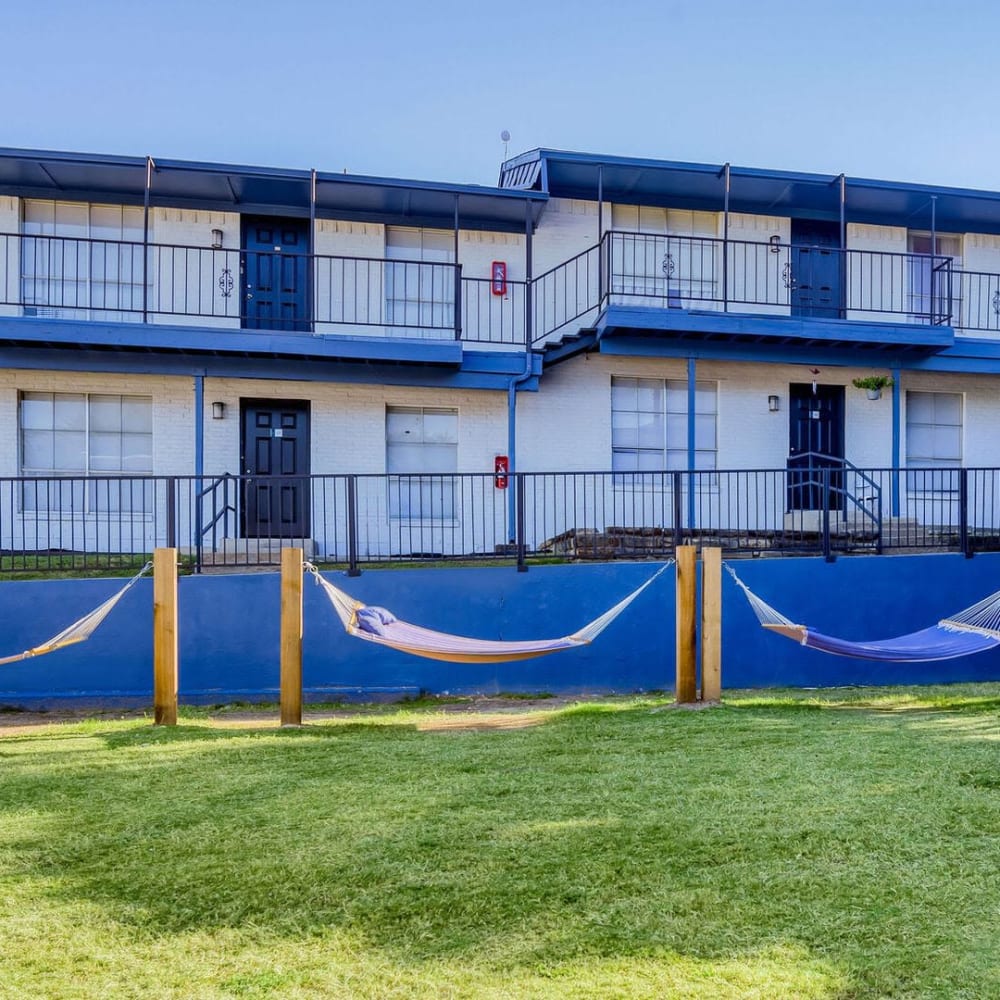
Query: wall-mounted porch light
xmin=769 ymin=235 xmax=781 ymax=253
xmin=211 ymin=228 xmax=224 ymax=249
xmin=768 ymin=394 xmax=780 ymax=412
xmin=211 ymin=401 xmax=226 ymax=420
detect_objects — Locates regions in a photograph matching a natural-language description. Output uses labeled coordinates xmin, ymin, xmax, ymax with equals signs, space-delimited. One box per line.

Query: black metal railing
xmin=1 ymin=465 xmax=999 ymax=574
xmin=15 ymin=228 xmax=1000 ymax=348
xmin=630 ymin=232 xmax=953 ymax=324
xmin=531 ymin=231 xmax=959 ymax=346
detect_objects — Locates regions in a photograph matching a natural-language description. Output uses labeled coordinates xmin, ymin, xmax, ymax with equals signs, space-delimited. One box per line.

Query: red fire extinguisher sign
xmin=494 ymin=455 xmax=509 ymax=489
xmin=491 ymin=261 xmax=507 ymax=296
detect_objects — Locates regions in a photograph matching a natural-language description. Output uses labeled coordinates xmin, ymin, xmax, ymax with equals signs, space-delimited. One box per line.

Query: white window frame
xmin=19 ymin=391 xmax=154 ymax=514
xmin=385 ymin=405 xmax=458 ymax=521
xmin=907 ymin=232 xmax=961 ymax=325
xmin=905 ymin=389 xmax=962 ymax=494
xmin=384 ymin=227 xmax=456 ymax=335
xmin=611 ymin=376 xmax=718 ymax=488
xmin=20 ymin=200 xmax=146 ymax=322
xmin=609 ymin=206 xmax=719 ymax=306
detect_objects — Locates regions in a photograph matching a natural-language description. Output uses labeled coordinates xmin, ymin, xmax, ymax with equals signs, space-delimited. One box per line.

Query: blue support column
xmin=194 ymin=375 xmax=205 ymax=571
xmin=687 ymin=356 xmax=696 ymax=529
xmin=891 ymin=364 xmax=901 ymax=517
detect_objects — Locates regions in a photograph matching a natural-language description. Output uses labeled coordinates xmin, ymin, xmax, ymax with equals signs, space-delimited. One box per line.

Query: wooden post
xmin=153 ymin=547 xmax=178 ymax=726
xmin=675 ymin=544 xmax=697 ymax=704
xmin=700 ymin=546 xmax=722 ymax=702
xmin=280 ymin=547 xmax=304 ymax=727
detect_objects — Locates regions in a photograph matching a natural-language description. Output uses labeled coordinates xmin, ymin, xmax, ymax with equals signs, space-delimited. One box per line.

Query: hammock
xmin=726 ymin=563 xmax=1000 ymax=662
xmin=306 ymin=561 xmax=672 ymax=664
xmin=0 ymin=561 xmax=151 ymax=667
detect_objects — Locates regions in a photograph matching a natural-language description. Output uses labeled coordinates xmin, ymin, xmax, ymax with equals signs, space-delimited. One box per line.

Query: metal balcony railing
xmin=531 ymin=231 xmax=960 ymax=346
xmin=1 ymin=232 xmax=530 ymax=346
xmin=11 ymin=228 xmax=1000 ymax=350
xmin=0 ymin=465 xmax=997 ymax=574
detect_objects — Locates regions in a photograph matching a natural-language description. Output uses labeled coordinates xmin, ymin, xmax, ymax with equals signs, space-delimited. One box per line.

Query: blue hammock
xmin=726 ymin=564 xmax=1000 ymax=662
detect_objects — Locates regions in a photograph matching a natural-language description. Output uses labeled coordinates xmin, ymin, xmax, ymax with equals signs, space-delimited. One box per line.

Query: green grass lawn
xmin=2 ymin=686 xmax=1000 ymax=999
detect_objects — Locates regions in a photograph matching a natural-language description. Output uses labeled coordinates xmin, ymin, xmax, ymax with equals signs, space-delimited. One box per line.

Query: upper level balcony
xmin=0 ymin=231 xmax=530 ymax=356
xmin=530 ymin=231 xmax=994 ymax=357
xmin=6 ymin=227 xmax=1000 ymax=367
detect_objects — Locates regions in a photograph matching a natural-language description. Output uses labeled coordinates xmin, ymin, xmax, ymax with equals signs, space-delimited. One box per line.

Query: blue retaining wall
xmin=1 ymin=553 xmax=999 ymax=709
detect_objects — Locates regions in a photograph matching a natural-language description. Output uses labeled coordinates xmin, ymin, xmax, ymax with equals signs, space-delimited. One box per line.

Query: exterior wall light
xmin=211 ymin=228 xmax=224 ymax=249
xmin=769 ymin=235 xmax=781 ymax=253
xmin=768 ymin=394 xmax=780 ymax=412
xmin=212 ymin=401 xmax=226 ymax=420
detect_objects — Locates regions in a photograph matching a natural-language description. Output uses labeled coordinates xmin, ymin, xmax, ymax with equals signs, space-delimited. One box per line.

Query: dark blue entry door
xmin=241 ymin=399 xmax=310 ymax=538
xmin=241 ymin=217 xmax=310 ymax=331
xmin=790 ymin=220 xmax=842 ymax=319
xmin=787 ymin=383 xmax=845 ymax=511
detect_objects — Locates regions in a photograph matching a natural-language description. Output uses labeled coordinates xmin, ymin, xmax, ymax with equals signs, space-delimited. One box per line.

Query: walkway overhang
xmin=595 ymin=305 xmax=954 ymax=356
xmin=0 ymin=316 xmax=542 ymax=390
xmin=503 ymin=149 xmax=1000 ymax=235
xmin=0 ymin=148 xmax=548 ymax=233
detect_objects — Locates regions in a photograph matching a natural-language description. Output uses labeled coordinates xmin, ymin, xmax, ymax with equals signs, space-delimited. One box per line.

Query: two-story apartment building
xmin=3 ymin=145 xmax=1000 ymax=566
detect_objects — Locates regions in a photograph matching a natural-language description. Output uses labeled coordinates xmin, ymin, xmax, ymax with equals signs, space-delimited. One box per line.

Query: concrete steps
xmin=193 ymin=538 xmax=315 ymax=568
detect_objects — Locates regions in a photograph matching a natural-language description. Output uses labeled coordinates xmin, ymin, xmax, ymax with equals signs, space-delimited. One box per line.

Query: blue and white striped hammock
xmin=726 ymin=563 xmax=1000 ymax=662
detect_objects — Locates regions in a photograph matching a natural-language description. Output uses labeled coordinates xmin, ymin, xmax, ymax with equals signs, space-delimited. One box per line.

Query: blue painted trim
xmin=0 ymin=316 xmax=464 ymax=365
xmin=0 ymin=346 xmax=541 ymax=392
xmin=596 ymin=305 xmax=954 ymax=351
xmin=194 ymin=375 xmax=204 ymax=480
xmin=599 ymin=337 xmax=908 ymax=368
xmin=891 ymin=365 xmax=901 ymax=517
xmin=687 ymin=357 xmax=696 ymax=529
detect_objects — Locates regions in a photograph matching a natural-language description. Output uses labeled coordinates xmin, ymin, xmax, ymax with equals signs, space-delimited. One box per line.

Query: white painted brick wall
xmin=313 ymin=219 xmax=386 ymax=336
xmin=0 ymin=197 xmax=20 ymax=318
xmin=151 ymin=209 xmax=241 ymax=329
xmin=512 ymin=354 xmax=1000 ymax=473
xmin=201 ymin=378 xmax=508 ymax=476
xmin=0 ymin=369 xmax=194 ymax=477
xmin=459 ymin=230 xmax=525 ymax=352
xmin=956 ymin=233 xmax=1000 ymax=337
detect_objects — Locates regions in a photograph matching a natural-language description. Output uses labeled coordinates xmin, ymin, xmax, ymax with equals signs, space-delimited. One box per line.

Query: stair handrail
xmin=531 ymin=239 xmax=603 ymax=347
xmin=198 ymin=473 xmax=237 ymax=540
xmin=788 ymin=451 xmax=882 ymax=545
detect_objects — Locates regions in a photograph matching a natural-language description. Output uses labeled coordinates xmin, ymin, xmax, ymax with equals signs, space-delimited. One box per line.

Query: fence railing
xmin=14 ymin=228 xmax=1000 ymax=347
xmin=531 ymin=231 xmax=956 ymax=346
xmin=1 ymin=466 xmax=999 ymax=574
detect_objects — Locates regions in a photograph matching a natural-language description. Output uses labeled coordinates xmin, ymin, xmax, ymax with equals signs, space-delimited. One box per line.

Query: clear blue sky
xmin=6 ymin=0 xmax=1000 ymax=191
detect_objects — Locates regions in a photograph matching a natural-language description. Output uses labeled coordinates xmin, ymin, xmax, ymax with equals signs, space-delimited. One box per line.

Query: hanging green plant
xmin=852 ymin=374 xmax=894 ymax=391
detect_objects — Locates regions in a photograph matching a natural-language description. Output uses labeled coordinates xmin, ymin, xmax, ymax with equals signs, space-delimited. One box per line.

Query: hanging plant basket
xmin=852 ymin=375 xmax=894 ymax=400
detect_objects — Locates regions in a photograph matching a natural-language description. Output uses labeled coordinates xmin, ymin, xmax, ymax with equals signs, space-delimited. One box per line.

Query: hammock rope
xmin=0 ymin=560 xmax=152 ymax=667
xmin=305 ymin=560 xmax=673 ymax=664
xmin=725 ymin=562 xmax=1000 ymax=662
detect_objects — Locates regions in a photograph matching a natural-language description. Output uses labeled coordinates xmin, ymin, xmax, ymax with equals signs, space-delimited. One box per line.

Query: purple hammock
xmin=726 ymin=564 xmax=1000 ymax=662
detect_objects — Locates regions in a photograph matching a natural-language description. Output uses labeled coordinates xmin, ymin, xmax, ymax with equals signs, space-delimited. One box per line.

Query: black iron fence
xmin=2 ymin=466 xmax=999 ymax=574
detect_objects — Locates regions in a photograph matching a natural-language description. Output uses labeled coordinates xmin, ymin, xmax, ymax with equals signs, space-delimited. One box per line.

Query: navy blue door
xmin=241 ymin=217 xmax=310 ymax=331
xmin=787 ymin=383 xmax=845 ymax=511
xmin=241 ymin=400 xmax=310 ymax=538
xmin=790 ymin=220 xmax=842 ymax=319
